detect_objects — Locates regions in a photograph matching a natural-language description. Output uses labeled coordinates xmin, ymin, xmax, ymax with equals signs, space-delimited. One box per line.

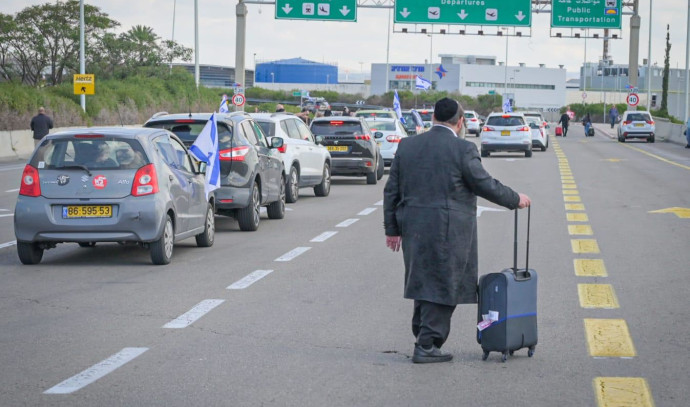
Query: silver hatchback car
xmin=14 ymin=127 xmax=215 ymax=265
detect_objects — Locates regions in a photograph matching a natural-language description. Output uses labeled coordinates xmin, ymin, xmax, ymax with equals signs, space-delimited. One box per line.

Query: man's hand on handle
xmin=518 ymin=193 xmax=531 ymax=209
xmin=386 ymin=236 xmax=402 ymax=252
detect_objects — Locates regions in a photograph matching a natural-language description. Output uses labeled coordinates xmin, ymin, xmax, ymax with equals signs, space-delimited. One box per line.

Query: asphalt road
xmin=1 ymin=128 xmax=688 ymax=406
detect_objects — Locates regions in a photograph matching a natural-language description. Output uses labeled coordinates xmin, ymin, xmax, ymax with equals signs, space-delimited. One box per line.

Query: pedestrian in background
xmin=558 ymin=110 xmax=570 ymax=137
xmin=685 ymin=117 xmax=690 ymax=149
xmin=582 ymin=113 xmax=592 ymax=137
xmin=30 ymin=107 xmax=53 ymax=147
xmin=275 ymin=104 xmax=285 ymax=113
xmin=383 ymin=97 xmax=531 ymax=364
xmin=609 ymin=106 xmax=619 ymax=129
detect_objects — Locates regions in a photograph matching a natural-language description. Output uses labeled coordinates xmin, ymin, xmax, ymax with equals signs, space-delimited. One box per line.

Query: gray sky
xmin=3 ymin=1 xmax=688 ymax=78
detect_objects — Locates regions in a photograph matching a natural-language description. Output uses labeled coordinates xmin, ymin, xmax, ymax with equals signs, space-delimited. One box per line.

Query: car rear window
xmin=356 ymin=112 xmax=393 ymax=119
xmin=31 ymin=137 xmax=149 ymax=170
xmin=367 ymin=121 xmax=397 ymax=131
xmin=146 ymin=120 xmax=240 ymax=149
xmin=486 ymin=116 xmax=525 ymax=126
xmin=464 ymin=112 xmax=476 ymax=119
xmin=627 ymin=113 xmax=650 ymax=122
xmin=418 ymin=111 xmax=433 ymax=121
xmin=311 ymin=121 xmax=364 ymax=136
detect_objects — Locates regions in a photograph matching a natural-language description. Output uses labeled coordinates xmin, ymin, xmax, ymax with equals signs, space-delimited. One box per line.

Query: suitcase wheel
xmin=501 ymin=352 xmax=508 ymax=363
xmin=482 ymin=350 xmax=489 ymax=361
xmin=528 ymin=346 xmax=535 ymax=358
xmin=509 ymin=350 xmax=514 ymax=356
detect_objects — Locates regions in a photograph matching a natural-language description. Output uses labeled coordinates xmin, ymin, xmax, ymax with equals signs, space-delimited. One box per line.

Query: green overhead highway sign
xmin=275 ymin=0 xmax=357 ymax=22
xmin=551 ymin=0 xmax=622 ymax=29
xmin=394 ymin=0 xmax=531 ymax=26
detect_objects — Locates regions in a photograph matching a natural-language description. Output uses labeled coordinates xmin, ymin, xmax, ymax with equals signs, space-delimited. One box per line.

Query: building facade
xmin=255 ymin=58 xmax=338 ymax=85
xmin=175 ymin=64 xmax=254 ymax=88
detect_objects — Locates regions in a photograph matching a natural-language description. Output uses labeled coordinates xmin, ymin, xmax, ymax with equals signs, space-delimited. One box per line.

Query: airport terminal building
xmin=371 ymin=55 xmax=567 ymax=111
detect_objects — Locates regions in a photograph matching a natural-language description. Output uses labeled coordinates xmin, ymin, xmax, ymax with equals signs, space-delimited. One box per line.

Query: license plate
xmin=501 ymin=130 xmax=511 ymax=136
xmin=63 ymin=205 xmax=113 ymax=218
xmin=634 ymin=123 xmax=644 ymax=127
xmin=327 ymin=146 xmax=348 ymax=152
xmin=376 ymin=142 xmax=382 ymax=146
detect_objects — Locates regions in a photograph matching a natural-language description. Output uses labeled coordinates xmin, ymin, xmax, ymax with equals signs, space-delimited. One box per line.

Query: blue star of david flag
xmin=219 ymin=94 xmax=229 ymax=113
xmin=393 ymin=90 xmax=406 ymax=124
xmin=415 ymin=75 xmax=431 ymax=90
xmin=190 ymin=113 xmax=221 ymax=200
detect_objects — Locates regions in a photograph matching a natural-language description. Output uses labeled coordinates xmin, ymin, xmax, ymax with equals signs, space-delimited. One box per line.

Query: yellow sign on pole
xmin=73 ymin=74 xmax=95 ymax=95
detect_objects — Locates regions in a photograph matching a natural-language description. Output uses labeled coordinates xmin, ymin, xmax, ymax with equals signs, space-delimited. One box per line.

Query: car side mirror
xmin=424 ymin=123 xmax=432 ymax=129
xmin=315 ymin=135 xmax=324 ymax=144
xmin=197 ymin=161 xmax=207 ymax=174
xmin=270 ymin=137 xmax=284 ymax=149
xmin=374 ymin=132 xmax=384 ymax=139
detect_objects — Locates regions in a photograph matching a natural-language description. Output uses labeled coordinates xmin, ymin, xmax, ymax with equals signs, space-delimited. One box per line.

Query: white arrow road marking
xmin=311 ymin=231 xmax=338 ymax=242
xmin=0 ymin=240 xmax=17 ymax=249
xmin=340 ymin=6 xmax=350 ymax=16
xmin=358 ymin=208 xmax=377 ymax=216
xmin=163 ymin=299 xmax=225 ymax=329
xmin=458 ymin=10 xmax=468 ymax=20
xmin=516 ymin=11 xmax=526 ymax=21
xmin=44 ymin=347 xmax=148 ymax=394
xmin=336 ymin=218 xmax=359 ymax=227
xmin=477 ymin=205 xmax=506 ymax=218
xmin=4 ymin=188 xmax=19 ymax=193
xmin=400 ymin=7 xmax=411 ymax=18
xmin=275 ymin=247 xmax=311 ymax=262
xmin=227 ymin=270 xmax=274 ymax=290
xmin=374 ymin=200 xmax=383 ymax=206
xmin=282 ymin=4 xmax=293 ymax=14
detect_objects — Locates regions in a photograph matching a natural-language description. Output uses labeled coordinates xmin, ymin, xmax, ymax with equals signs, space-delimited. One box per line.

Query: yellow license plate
xmin=634 ymin=123 xmax=644 ymax=127
xmin=327 ymin=146 xmax=348 ymax=152
xmin=501 ymin=130 xmax=511 ymax=136
xmin=63 ymin=205 xmax=113 ymax=218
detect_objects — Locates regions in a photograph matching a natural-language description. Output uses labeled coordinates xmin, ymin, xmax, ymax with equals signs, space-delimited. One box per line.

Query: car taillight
xmin=277 ymin=144 xmax=287 ymax=154
xmin=386 ymin=135 xmax=402 ymax=143
xmin=646 ymin=120 xmax=655 ymax=125
xmin=624 ymin=120 xmax=632 ymax=125
xmin=219 ymin=146 xmax=251 ymax=161
xmin=131 ymin=164 xmax=159 ymax=196
xmin=355 ymin=134 xmax=371 ymax=141
xmin=19 ymin=165 xmax=41 ymax=197
xmin=470 ymin=118 xmax=478 ymax=122
xmin=518 ymin=126 xmax=530 ymax=132
xmin=483 ymin=126 xmax=494 ymax=132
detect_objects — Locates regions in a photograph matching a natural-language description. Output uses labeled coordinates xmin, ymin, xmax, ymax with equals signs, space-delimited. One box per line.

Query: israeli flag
xmin=502 ymin=100 xmax=513 ymax=113
xmin=415 ymin=75 xmax=431 ymax=90
xmin=393 ymin=90 xmax=406 ymax=124
xmin=219 ymin=94 xmax=229 ymax=113
xmin=190 ymin=113 xmax=221 ymax=200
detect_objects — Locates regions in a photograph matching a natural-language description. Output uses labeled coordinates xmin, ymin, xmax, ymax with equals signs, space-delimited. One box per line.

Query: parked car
xmin=14 ymin=128 xmax=215 ymax=265
xmin=617 ymin=111 xmax=655 ymax=143
xmin=144 ymin=112 xmax=286 ymax=231
xmin=464 ymin=110 xmax=482 ymax=136
xmin=480 ymin=113 xmax=533 ymax=157
xmin=417 ymin=108 xmax=434 ymax=128
xmin=251 ymin=112 xmax=331 ymax=203
xmin=364 ymin=117 xmax=408 ymax=166
xmin=310 ymin=116 xmax=384 ymax=185
xmin=523 ymin=115 xmax=549 ymax=151
xmin=354 ymin=109 xmax=396 ymax=120
xmin=401 ymin=109 xmax=425 ymax=136
xmin=302 ymin=97 xmax=330 ymax=112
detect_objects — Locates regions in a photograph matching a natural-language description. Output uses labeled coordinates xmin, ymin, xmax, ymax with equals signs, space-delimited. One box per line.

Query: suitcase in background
xmin=477 ymin=207 xmax=538 ymax=362
xmin=555 ymin=126 xmax=563 ymax=136
xmin=587 ymin=127 xmax=595 ymax=137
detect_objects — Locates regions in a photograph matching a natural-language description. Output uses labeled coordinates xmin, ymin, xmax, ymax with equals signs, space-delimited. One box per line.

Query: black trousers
xmin=412 ymin=300 xmax=456 ymax=348
xmin=562 ymin=125 xmax=569 ymax=136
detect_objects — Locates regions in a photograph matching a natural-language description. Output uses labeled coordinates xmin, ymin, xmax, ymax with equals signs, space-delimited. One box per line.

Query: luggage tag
xmin=477 ymin=311 xmax=500 ymax=331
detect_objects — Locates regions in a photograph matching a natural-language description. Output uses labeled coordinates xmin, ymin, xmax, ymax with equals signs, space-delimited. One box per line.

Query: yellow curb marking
xmin=562 ymin=184 xmax=578 ymax=189
xmin=603 ymin=158 xmax=626 ymax=162
xmin=567 ymin=213 xmax=589 ymax=221
xmin=561 ymin=176 xmax=574 ymax=180
xmin=648 ymin=207 xmax=690 ymax=219
xmin=566 ymin=203 xmax=586 ymax=211
xmin=574 ymin=259 xmax=607 ymax=276
xmin=578 ymin=284 xmax=619 ymax=308
xmin=564 ymin=195 xmax=581 ymax=202
xmin=568 ymin=225 xmax=593 ymax=235
xmin=584 ymin=319 xmax=636 ymax=357
xmin=563 ymin=189 xmax=580 ymax=195
xmin=571 ymin=239 xmax=600 ymax=253
xmin=594 ymin=377 xmax=654 ymax=407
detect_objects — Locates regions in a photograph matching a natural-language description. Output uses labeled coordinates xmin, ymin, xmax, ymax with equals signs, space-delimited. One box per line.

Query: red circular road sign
xmin=626 ymin=93 xmax=640 ymax=107
xmin=232 ymin=93 xmax=246 ymax=107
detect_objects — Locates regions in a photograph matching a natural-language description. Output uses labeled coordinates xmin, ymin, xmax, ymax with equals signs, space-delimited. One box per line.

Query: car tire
xmin=540 ymin=145 xmax=546 ymax=152
xmin=17 ymin=242 xmax=43 ymax=265
xmin=648 ymin=136 xmax=655 ymax=143
xmin=619 ymin=136 xmax=626 ymax=143
xmin=366 ymin=170 xmax=377 ymax=185
xmin=376 ymin=154 xmax=384 ymax=180
xmin=314 ymin=163 xmax=331 ymax=197
xmin=525 ymin=149 xmax=533 ymax=158
xmin=195 ymin=203 xmax=215 ymax=247
xmin=237 ymin=182 xmax=261 ymax=231
xmin=267 ymin=175 xmax=286 ymax=220
xmin=481 ymin=149 xmax=489 ymax=157
xmin=78 ymin=242 xmax=96 ymax=248
xmin=150 ymin=215 xmax=174 ymax=265
xmin=285 ymin=166 xmax=299 ymax=204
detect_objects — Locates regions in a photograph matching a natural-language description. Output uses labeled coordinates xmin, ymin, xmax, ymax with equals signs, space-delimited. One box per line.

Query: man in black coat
xmin=30 ymin=107 xmax=53 ymax=147
xmin=558 ymin=110 xmax=570 ymax=137
xmin=383 ymin=98 xmax=531 ymax=364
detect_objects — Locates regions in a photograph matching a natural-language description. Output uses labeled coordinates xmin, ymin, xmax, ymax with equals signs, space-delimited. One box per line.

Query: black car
xmin=310 ymin=116 xmax=384 ymax=185
xmin=144 ymin=112 xmax=286 ymax=231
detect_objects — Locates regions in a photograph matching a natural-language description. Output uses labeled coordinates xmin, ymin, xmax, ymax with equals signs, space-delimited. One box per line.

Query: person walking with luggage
xmin=383 ymin=98 xmax=531 ymax=364
xmin=558 ymin=111 xmax=570 ymax=137
xmin=609 ymin=106 xmax=619 ymax=129
xmin=582 ymin=113 xmax=592 ymax=137
xmin=30 ymin=107 xmax=53 ymax=147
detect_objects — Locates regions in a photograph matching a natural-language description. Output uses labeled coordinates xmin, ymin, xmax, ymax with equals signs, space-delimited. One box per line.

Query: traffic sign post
xmin=276 ymin=0 xmax=357 ymax=22
xmin=626 ymin=93 xmax=640 ymax=107
xmin=232 ymin=94 xmax=246 ymax=107
xmin=395 ymin=0 xmax=531 ymax=26
xmin=551 ymin=0 xmax=622 ymax=29
xmin=73 ymin=74 xmax=95 ymax=95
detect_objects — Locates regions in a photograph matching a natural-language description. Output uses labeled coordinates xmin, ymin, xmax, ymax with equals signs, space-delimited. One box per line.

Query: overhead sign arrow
xmin=649 ymin=207 xmax=690 ymax=219
xmin=458 ymin=10 xmax=468 ymax=20
xmin=400 ymin=7 xmax=411 ymax=18
xmin=515 ymin=11 xmax=526 ymax=21
xmin=340 ymin=6 xmax=350 ymax=16
xmin=282 ymin=4 xmax=293 ymax=14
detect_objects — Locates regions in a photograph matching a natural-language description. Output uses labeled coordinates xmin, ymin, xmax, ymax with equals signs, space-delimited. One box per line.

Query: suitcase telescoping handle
xmin=513 ymin=206 xmax=531 ymax=278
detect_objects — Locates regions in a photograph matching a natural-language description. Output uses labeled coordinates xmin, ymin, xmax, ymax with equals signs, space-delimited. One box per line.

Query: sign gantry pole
xmin=79 ymin=0 xmax=85 ymax=112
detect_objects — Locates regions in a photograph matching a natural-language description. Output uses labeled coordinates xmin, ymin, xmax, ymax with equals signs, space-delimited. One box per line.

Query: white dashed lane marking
xmin=275 ymin=247 xmax=311 ymax=262
xmin=0 ymin=240 xmax=17 ymax=249
xmin=227 ymin=270 xmax=274 ymax=290
xmin=162 ymin=299 xmax=225 ymax=329
xmin=358 ymin=208 xmax=377 ymax=216
xmin=44 ymin=347 xmax=148 ymax=394
xmin=336 ymin=219 xmax=359 ymax=227
xmin=4 ymin=189 xmax=19 ymax=193
xmin=374 ymin=200 xmax=383 ymax=206
xmin=310 ymin=231 xmax=338 ymax=242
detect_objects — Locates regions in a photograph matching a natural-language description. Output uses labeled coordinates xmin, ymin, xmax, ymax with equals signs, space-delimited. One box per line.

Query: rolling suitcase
xmin=555 ymin=126 xmax=563 ymax=136
xmin=587 ymin=127 xmax=595 ymax=137
xmin=477 ymin=207 xmax=537 ymax=362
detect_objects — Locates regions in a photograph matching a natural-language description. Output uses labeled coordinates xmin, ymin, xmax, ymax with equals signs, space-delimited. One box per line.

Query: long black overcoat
xmin=383 ymin=125 xmax=520 ymax=305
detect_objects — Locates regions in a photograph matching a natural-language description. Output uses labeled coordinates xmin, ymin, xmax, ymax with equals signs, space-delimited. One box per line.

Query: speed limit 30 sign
xmin=626 ymin=93 xmax=640 ymax=107
xmin=232 ymin=93 xmax=246 ymax=107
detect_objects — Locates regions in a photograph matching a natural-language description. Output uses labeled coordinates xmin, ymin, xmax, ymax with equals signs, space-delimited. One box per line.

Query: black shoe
xmin=412 ymin=344 xmax=453 ymax=364
xmin=686 ymin=145 xmax=690 ymax=149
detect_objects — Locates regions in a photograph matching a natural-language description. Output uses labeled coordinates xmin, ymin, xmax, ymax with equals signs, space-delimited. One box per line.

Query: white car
xmin=617 ymin=111 xmax=656 ymax=143
xmin=523 ymin=115 xmax=549 ymax=151
xmin=464 ymin=110 xmax=482 ymax=136
xmin=364 ymin=117 xmax=408 ymax=166
xmin=480 ymin=113 xmax=533 ymax=158
xmin=252 ymin=113 xmax=332 ymax=203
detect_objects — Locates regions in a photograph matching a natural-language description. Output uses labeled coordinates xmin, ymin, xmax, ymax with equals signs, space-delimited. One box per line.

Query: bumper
xmin=380 ymin=148 xmax=397 ymax=165
xmin=531 ymin=139 xmax=547 ymax=148
xmin=621 ymin=131 xmax=654 ymax=139
xmin=482 ymin=142 xmax=531 ymax=153
xmin=331 ymin=157 xmax=376 ymax=176
xmin=214 ymin=185 xmax=251 ymax=210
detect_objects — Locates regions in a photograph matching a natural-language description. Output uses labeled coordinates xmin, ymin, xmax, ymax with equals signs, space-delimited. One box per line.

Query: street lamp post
xmin=427 ymin=34 xmax=433 ymax=90
xmin=685 ymin=0 xmax=690 ymax=127
xmin=253 ymin=53 xmax=257 ymax=87
xmin=79 ymin=0 xmax=85 ymax=111
xmin=647 ymin=0 xmax=653 ymax=111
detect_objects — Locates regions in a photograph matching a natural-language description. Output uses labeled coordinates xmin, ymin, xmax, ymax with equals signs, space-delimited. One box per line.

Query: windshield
xmin=31 ymin=137 xmax=149 ymax=170
xmin=311 ymin=121 xmax=364 ymax=136
xmin=366 ymin=121 xmax=397 ymax=131
xmin=487 ymin=116 xmax=525 ymax=126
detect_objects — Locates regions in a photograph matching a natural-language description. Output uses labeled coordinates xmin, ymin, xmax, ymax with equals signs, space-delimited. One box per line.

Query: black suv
xmin=310 ymin=116 xmax=384 ymax=185
xmin=144 ymin=112 xmax=286 ymax=231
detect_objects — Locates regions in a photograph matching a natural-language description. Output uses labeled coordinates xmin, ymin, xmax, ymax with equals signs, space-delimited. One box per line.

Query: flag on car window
xmin=393 ymin=90 xmax=406 ymax=124
xmin=190 ymin=113 xmax=221 ymax=200
xmin=415 ymin=75 xmax=431 ymax=90
xmin=219 ymin=94 xmax=229 ymax=113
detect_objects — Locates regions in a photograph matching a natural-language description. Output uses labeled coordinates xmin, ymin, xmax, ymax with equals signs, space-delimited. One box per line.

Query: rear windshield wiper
xmin=55 ymin=165 xmax=92 ymax=176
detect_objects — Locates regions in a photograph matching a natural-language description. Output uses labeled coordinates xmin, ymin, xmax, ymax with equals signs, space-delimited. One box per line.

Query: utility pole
xmin=646 ymin=0 xmax=653 ymax=111
xmin=628 ymin=0 xmax=641 ymax=110
xmin=79 ymin=0 xmax=85 ymax=112
xmin=236 ymin=0 xmax=248 ymax=111
xmin=685 ymin=0 xmax=690 ymax=126
xmin=194 ymin=0 xmax=199 ymax=87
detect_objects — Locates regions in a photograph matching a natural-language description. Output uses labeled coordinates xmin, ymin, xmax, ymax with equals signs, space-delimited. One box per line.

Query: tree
xmin=660 ymin=24 xmax=671 ymax=113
